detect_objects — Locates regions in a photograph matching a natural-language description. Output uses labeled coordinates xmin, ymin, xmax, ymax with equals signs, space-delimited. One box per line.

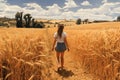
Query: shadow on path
xmin=55 ymin=67 xmax=74 ymax=78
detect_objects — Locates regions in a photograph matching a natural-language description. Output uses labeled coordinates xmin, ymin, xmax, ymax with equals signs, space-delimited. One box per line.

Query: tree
xmin=15 ymin=12 xmax=23 ymax=28
xmin=34 ymin=21 xmax=45 ymax=28
xmin=117 ymin=16 xmax=120 ymax=21
xmin=76 ymin=18 xmax=81 ymax=25
xmin=83 ymin=19 xmax=89 ymax=24
xmin=24 ymin=14 xmax=32 ymax=28
xmin=15 ymin=12 xmax=45 ymax=28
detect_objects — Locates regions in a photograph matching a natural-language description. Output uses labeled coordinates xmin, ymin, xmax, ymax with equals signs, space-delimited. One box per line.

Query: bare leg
xmin=56 ymin=52 xmax=60 ymax=67
xmin=61 ymin=52 xmax=64 ymax=68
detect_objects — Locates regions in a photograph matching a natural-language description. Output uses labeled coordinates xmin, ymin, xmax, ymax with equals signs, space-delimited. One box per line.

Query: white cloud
xmin=45 ymin=4 xmax=62 ymax=19
xmin=0 ymin=2 xmax=7 ymax=12
xmin=0 ymin=0 xmax=7 ymax=2
xmin=23 ymin=3 xmax=46 ymax=18
xmin=0 ymin=0 xmax=23 ymax=18
xmin=0 ymin=0 xmax=120 ymax=20
xmin=23 ymin=3 xmax=62 ymax=19
xmin=75 ymin=2 xmax=120 ymax=20
xmin=63 ymin=0 xmax=78 ymax=9
xmin=0 ymin=1 xmax=62 ymax=19
xmin=112 ymin=7 xmax=120 ymax=14
xmin=102 ymin=0 xmax=107 ymax=3
xmin=75 ymin=10 xmax=113 ymax=20
xmin=24 ymin=3 xmax=44 ymax=11
xmin=97 ymin=2 xmax=120 ymax=15
xmin=61 ymin=11 xmax=74 ymax=19
xmin=47 ymin=4 xmax=61 ymax=9
xmin=81 ymin=0 xmax=92 ymax=6
xmin=4 ymin=5 xmax=22 ymax=18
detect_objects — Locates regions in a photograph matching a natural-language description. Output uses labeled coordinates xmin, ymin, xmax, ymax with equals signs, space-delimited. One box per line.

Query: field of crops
xmin=66 ymin=22 xmax=120 ymax=80
xmin=0 ymin=28 xmax=53 ymax=80
xmin=0 ymin=22 xmax=120 ymax=80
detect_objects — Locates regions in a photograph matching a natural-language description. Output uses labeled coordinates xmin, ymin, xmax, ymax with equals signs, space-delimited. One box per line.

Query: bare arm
xmin=64 ymin=37 xmax=69 ymax=51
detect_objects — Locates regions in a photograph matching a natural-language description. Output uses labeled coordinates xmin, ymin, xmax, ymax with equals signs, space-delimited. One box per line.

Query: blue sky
xmin=0 ymin=0 xmax=120 ymax=20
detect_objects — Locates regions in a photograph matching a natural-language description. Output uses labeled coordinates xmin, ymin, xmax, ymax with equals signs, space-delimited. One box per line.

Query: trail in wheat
xmin=50 ymin=51 xmax=95 ymax=80
xmin=45 ymin=28 xmax=94 ymax=80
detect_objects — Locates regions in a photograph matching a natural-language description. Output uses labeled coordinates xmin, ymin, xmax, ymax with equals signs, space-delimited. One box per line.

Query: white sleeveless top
xmin=54 ymin=32 xmax=66 ymax=43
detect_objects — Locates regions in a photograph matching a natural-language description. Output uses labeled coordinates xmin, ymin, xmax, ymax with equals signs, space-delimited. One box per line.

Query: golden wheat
xmin=67 ymin=25 xmax=120 ymax=80
xmin=0 ymin=22 xmax=120 ymax=80
xmin=0 ymin=28 xmax=52 ymax=80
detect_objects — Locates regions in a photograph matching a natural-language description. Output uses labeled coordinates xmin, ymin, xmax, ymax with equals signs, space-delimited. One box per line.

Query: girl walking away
xmin=52 ymin=24 xmax=69 ymax=70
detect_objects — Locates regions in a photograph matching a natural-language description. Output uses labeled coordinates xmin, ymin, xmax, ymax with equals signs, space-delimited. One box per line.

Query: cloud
xmin=0 ymin=0 xmax=120 ymax=20
xmin=0 ymin=0 xmax=23 ymax=18
xmin=81 ymin=0 xmax=92 ymax=6
xmin=47 ymin=4 xmax=61 ymax=9
xmin=42 ymin=4 xmax=62 ymax=19
xmin=75 ymin=2 xmax=120 ymax=20
xmin=0 ymin=1 xmax=46 ymax=18
xmin=4 ymin=5 xmax=22 ymax=17
xmin=75 ymin=9 xmax=113 ymax=20
xmin=23 ymin=3 xmax=62 ymax=19
xmin=46 ymin=4 xmax=61 ymax=15
xmin=97 ymin=2 xmax=120 ymax=15
xmin=112 ymin=7 xmax=120 ymax=14
xmin=24 ymin=3 xmax=44 ymax=11
xmin=61 ymin=11 xmax=74 ymax=19
xmin=0 ymin=1 xmax=7 ymax=12
xmin=63 ymin=0 xmax=78 ymax=9
xmin=102 ymin=0 xmax=107 ymax=3
xmin=0 ymin=1 xmax=61 ymax=19
xmin=0 ymin=0 xmax=7 ymax=2
xmin=23 ymin=3 xmax=46 ymax=18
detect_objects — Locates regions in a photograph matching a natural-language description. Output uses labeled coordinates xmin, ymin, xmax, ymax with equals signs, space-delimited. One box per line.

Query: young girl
xmin=52 ymin=24 xmax=69 ymax=69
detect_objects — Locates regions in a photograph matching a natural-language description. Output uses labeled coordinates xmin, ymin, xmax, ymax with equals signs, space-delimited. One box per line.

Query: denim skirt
xmin=55 ymin=42 xmax=66 ymax=52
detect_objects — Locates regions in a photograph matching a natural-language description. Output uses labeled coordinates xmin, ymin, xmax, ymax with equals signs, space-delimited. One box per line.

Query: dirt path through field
xmin=44 ymin=28 xmax=94 ymax=80
xmin=49 ymin=51 xmax=94 ymax=80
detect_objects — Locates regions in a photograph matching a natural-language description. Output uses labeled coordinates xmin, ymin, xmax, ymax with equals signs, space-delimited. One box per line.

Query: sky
xmin=0 ymin=0 xmax=120 ymax=20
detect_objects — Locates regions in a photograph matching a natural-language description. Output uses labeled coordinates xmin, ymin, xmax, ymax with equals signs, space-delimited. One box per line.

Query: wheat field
xmin=0 ymin=22 xmax=120 ymax=80
xmin=0 ymin=28 xmax=53 ymax=80
xmin=66 ymin=22 xmax=120 ymax=80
